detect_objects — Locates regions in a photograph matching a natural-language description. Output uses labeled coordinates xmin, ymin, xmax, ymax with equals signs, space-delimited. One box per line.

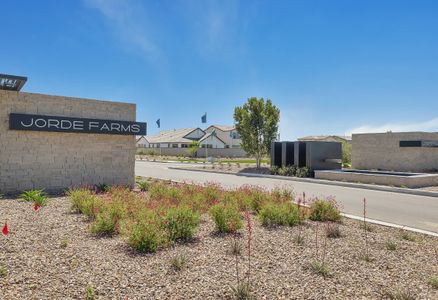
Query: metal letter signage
xmin=9 ymin=113 xmax=147 ymax=135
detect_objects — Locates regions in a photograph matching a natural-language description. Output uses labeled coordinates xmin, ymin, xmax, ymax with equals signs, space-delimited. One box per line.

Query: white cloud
xmin=178 ymin=0 xmax=242 ymax=57
xmin=84 ymin=0 xmax=161 ymax=60
xmin=348 ymin=118 xmax=438 ymax=134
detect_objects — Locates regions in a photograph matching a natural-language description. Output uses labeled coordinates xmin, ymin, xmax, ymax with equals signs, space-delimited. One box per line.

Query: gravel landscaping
xmin=1 ymin=186 xmax=438 ymax=299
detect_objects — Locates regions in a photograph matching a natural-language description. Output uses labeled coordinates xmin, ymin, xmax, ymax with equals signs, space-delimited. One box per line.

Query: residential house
xmin=136 ymin=125 xmax=246 ymax=157
xmin=204 ymin=125 xmax=242 ymax=148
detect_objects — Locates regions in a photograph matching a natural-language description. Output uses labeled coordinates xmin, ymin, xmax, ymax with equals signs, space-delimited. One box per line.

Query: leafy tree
xmin=341 ymin=140 xmax=352 ymax=167
xmin=188 ymin=140 xmax=200 ymax=158
xmin=234 ymin=97 xmax=280 ymax=168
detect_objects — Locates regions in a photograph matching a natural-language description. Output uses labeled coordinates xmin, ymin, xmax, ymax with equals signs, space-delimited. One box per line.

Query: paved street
xmin=136 ymin=161 xmax=438 ymax=233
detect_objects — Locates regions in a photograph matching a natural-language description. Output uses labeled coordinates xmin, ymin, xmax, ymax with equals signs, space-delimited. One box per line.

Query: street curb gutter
xmin=343 ymin=214 xmax=438 ymax=237
xmin=167 ymin=166 xmax=438 ymax=198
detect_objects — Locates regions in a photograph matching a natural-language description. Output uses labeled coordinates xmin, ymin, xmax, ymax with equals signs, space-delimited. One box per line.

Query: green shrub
xmin=127 ymin=212 xmax=166 ymax=253
xmin=258 ymin=202 xmax=300 ymax=227
xmin=0 ymin=264 xmax=8 ymax=278
xmin=269 ymin=166 xmax=279 ymax=175
xmin=209 ymin=203 xmax=242 ymax=233
xmin=137 ymin=180 xmax=150 ymax=192
xmin=429 ymin=276 xmax=438 ymax=289
xmin=164 ymin=206 xmax=200 ymax=241
xmin=231 ymin=282 xmax=253 ymax=300
xmin=249 ymin=190 xmax=271 ymax=213
xmin=86 ymin=285 xmax=96 ymax=300
xmin=278 ymin=165 xmax=296 ymax=176
xmin=68 ymin=188 xmax=102 ymax=219
xmin=95 ymin=183 xmax=111 ymax=193
xmin=385 ymin=240 xmax=397 ymax=251
xmin=20 ymin=189 xmax=48 ymax=206
xmin=91 ymin=202 xmax=126 ymax=235
xmin=296 ymin=167 xmax=310 ymax=178
xmin=170 ymin=253 xmax=187 ymax=271
xmin=309 ymin=199 xmax=341 ymax=222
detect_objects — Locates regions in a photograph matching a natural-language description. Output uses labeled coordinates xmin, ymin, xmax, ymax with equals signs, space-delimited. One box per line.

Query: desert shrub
xmin=91 ymin=201 xmax=126 ymax=235
xmin=127 ymin=212 xmax=167 ymax=253
xmin=60 ymin=239 xmax=68 ymax=248
xmin=68 ymin=188 xmax=102 ymax=219
xmin=202 ymin=184 xmax=222 ymax=203
xmin=164 ymin=206 xmax=200 ymax=241
xmin=399 ymin=229 xmax=416 ymax=242
xmin=147 ymin=150 xmax=158 ymax=156
xmin=209 ymin=203 xmax=242 ymax=233
xmin=386 ymin=240 xmax=397 ymax=251
xmin=0 ymin=264 xmax=8 ymax=278
xmin=309 ymin=199 xmax=341 ymax=222
xmin=258 ymin=202 xmax=300 ymax=227
xmin=170 ymin=253 xmax=187 ymax=271
xmin=86 ymin=285 xmax=96 ymax=300
xmin=325 ymin=223 xmax=342 ymax=238
xmin=248 ymin=190 xmax=271 ymax=213
xmin=137 ymin=180 xmax=150 ymax=192
xmin=278 ymin=165 xmax=297 ymax=176
xmin=307 ymin=260 xmax=331 ymax=278
xmin=137 ymin=149 xmax=147 ymax=155
xmin=95 ymin=183 xmax=111 ymax=193
xmin=20 ymin=189 xmax=48 ymax=206
xmin=277 ymin=166 xmax=288 ymax=176
xmin=269 ymin=166 xmax=279 ymax=175
xmin=383 ymin=287 xmax=416 ymax=300
xmin=231 ymin=282 xmax=253 ymax=300
xmin=229 ymin=238 xmax=242 ymax=255
xmin=429 ymin=276 xmax=438 ymax=289
xmin=296 ymin=167 xmax=310 ymax=178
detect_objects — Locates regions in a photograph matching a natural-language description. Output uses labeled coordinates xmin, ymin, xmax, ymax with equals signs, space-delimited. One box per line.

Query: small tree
xmin=187 ymin=141 xmax=200 ymax=158
xmin=234 ymin=97 xmax=280 ymax=168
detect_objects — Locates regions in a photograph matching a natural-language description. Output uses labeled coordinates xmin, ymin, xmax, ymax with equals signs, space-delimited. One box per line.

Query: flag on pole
xmin=156 ymin=119 xmax=160 ymax=128
xmin=201 ymin=113 xmax=207 ymax=124
xmin=2 ymin=222 xmax=8 ymax=236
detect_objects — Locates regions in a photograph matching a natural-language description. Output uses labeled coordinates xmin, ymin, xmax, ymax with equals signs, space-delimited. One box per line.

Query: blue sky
xmin=2 ymin=0 xmax=438 ymax=139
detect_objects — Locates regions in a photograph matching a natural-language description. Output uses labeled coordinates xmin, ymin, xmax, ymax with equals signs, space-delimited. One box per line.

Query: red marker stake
xmin=2 ymin=222 xmax=8 ymax=236
xmin=34 ymin=201 xmax=40 ymax=212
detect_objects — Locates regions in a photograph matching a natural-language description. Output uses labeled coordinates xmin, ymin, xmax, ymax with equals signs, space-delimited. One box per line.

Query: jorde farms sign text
xmin=9 ymin=113 xmax=147 ymax=135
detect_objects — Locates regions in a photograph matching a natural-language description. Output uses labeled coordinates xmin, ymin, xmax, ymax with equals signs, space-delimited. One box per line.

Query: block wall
xmin=352 ymin=132 xmax=438 ymax=172
xmin=0 ymin=90 xmax=136 ymax=193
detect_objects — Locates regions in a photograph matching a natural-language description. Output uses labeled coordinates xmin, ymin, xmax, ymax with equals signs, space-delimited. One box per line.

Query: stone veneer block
xmin=0 ymin=90 xmax=136 ymax=194
xmin=352 ymin=132 xmax=438 ymax=172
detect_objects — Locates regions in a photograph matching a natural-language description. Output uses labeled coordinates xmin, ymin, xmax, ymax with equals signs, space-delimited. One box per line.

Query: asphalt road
xmin=136 ymin=161 xmax=438 ymax=233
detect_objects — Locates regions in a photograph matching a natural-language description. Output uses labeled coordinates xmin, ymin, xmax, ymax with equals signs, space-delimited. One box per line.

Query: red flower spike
xmin=34 ymin=201 xmax=40 ymax=212
xmin=2 ymin=222 xmax=8 ymax=236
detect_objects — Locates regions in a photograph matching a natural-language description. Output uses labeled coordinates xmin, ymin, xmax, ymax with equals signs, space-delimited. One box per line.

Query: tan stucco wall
xmin=352 ymin=132 xmax=438 ymax=172
xmin=0 ymin=90 xmax=136 ymax=193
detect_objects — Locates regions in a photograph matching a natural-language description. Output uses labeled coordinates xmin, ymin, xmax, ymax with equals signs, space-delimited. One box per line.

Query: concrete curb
xmin=343 ymin=214 xmax=438 ymax=237
xmin=167 ymin=166 xmax=438 ymax=198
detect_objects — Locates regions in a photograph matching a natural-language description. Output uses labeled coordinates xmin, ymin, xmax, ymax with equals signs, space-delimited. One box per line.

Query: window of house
xmin=172 ymin=144 xmax=178 ymax=148
xmin=181 ymin=144 xmax=188 ymax=148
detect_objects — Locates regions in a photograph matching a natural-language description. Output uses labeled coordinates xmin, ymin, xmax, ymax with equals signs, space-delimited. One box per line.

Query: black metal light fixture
xmin=0 ymin=74 xmax=27 ymax=91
